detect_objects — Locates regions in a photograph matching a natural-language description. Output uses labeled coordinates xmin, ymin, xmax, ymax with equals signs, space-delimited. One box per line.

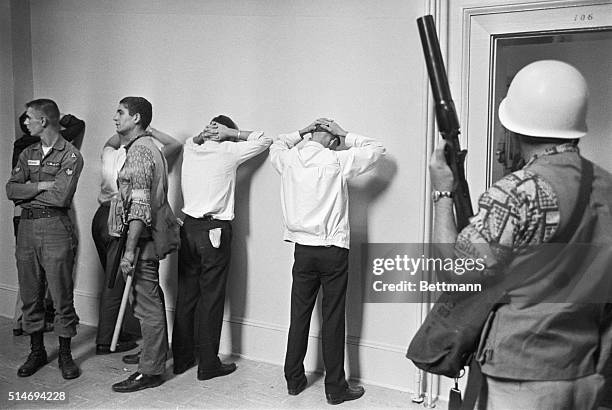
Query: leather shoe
xmin=326 ymin=385 xmax=365 ymax=405
xmin=173 ymin=359 xmax=196 ymax=375
xmin=58 ymin=352 xmax=80 ymax=379
xmin=112 ymin=372 xmax=163 ymax=393
xmin=96 ymin=341 xmax=138 ymax=355
xmin=197 ymin=362 xmax=236 ymax=380
xmin=122 ymin=350 xmax=141 ymax=365
xmin=17 ymin=350 xmax=48 ymax=377
xmin=287 ymin=377 xmax=308 ymax=396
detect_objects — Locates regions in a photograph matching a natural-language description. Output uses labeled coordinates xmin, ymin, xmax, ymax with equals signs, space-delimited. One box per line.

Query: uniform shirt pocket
xmin=41 ymin=162 xmax=61 ymax=177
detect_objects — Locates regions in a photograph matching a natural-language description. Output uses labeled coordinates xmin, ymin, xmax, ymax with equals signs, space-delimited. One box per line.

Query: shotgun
xmin=417 ymin=15 xmax=474 ymax=229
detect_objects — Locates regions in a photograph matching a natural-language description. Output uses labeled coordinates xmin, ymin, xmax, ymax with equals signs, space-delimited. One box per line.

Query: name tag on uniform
xmin=27 ymin=160 xmax=40 ymax=166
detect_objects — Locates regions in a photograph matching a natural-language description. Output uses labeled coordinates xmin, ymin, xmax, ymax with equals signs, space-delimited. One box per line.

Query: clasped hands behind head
xmin=197 ymin=121 xmax=238 ymax=143
xmin=308 ymin=118 xmax=345 ymax=149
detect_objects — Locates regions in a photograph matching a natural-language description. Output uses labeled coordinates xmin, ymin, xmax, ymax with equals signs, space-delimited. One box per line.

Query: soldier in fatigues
xmin=6 ymin=99 xmax=84 ymax=380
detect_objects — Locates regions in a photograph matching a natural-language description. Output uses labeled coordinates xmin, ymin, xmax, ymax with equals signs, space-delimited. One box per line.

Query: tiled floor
xmin=0 ymin=317 xmax=437 ymax=409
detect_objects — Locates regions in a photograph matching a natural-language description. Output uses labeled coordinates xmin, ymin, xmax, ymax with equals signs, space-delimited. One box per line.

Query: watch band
xmin=432 ymin=190 xmax=454 ymax=202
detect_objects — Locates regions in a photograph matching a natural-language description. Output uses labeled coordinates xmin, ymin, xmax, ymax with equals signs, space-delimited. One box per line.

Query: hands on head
xmin=299 ymin=118 xmax=347 ymax=140
xmin=196 ymin=121 xmax=238 ymax=143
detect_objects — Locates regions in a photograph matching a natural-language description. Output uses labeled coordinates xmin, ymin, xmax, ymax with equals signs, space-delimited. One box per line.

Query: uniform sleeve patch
xmin=66 ymin=168 xmax=73 ymax=175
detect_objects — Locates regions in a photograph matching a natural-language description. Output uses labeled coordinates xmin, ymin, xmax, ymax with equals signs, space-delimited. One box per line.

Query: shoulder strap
xmin=553 ymin=157 xmax=594 ymax=243
xmin=119 ymin=133 xmax=149 ymax=225
xmin=124 ymin=133 xmax=148 ymax=152
xmin=460 ymin=157 xmax=594 ymax=410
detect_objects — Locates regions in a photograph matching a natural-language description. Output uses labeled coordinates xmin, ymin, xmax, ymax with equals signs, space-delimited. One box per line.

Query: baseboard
xmin=218 ymin=316 xmax=416 ymax=392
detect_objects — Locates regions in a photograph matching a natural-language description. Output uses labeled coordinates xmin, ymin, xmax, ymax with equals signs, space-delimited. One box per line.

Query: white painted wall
xmin=0 ymin=0 xmax=18 ymax=319
xmin=0 ymin=0 xmax=34 ymax=325
xmin=1 ymin=0 xmax=430 ymax=391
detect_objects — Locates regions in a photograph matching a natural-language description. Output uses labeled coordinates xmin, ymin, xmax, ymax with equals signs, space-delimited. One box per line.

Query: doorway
xmin=491 ymin=29 xmax=612 ymax=181
xmin=446 ymin=0 xmax=612 ymax=195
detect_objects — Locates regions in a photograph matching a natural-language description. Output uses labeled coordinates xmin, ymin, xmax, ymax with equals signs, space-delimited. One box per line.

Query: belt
xmin=21 ymin=207 xmax=68 ymax=219
xmin=188 ymin=214 xmax=215 ymax=221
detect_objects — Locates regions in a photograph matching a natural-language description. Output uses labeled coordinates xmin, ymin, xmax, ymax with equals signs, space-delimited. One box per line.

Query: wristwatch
xmin=431 ymin=190 xmax=454 ymax=203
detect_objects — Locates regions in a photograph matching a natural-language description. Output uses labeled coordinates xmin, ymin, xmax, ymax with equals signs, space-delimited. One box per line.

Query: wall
xmin=0 ymin=0 xmax=17 ymax=318
xmin=1 ymin=0 xmax=430 ymax=391
xmin=0 ymin=0 xmax=34 ymax=323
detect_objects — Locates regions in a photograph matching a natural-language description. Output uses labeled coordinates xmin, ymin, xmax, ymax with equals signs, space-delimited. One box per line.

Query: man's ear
xmin=40 ymin=116 xmax=47 ymax=127
xmin=328 ymin=136 xmax=340 ymax=150
xmin=133 ymin=112 xmax=141 ymax=125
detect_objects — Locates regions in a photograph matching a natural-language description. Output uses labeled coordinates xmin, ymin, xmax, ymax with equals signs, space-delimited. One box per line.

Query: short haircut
xmin=19 ymin=111 xmax=30 ymax=135
xmin=312 ymin=125 xmax=340 ymax=148
xmin=517 ymin=133 xmax=579 ymax=146
xmin=119 ymin=96 xmax=153 ymax=130
xmin=211 ymin=115 xmax=237 ymax=130
xmin=25 ymin=99 xmax=60 ymax=126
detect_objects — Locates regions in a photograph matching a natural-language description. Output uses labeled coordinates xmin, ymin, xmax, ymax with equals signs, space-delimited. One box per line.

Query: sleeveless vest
xmin=479 ymin=150 xmax=612 ymax=380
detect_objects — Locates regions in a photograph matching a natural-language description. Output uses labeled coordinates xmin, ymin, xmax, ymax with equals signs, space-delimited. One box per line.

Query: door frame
xmin=443 ymin=0 xmax=612 ymax=195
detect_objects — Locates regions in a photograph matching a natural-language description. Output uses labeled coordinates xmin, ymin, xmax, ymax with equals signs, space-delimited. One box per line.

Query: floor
xmin=0 ymin=317 xmax=439 ymax=409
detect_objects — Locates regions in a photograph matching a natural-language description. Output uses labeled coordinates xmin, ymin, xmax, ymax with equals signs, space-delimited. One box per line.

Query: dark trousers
xmin=91 ymin=204 xmax=140 ymax=345
xmin=284 ymin=244 xmax=349 ymax=395
xmin=16 ymin=215 xmax=79 ymax=337
xmin=172 ymin=217 xmax=232 ymax=371
xmin=130 ymin=257 xmax=168 ymax=375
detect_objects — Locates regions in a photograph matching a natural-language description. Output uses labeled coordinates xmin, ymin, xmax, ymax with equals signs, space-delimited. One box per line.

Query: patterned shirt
xmin=108 ymin=141 xmax=155 ymax=237
xmin=455 ymin=144 xmax=579 ymax=273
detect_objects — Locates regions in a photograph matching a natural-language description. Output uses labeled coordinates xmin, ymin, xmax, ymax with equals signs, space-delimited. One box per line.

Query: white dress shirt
xmin=98 ymin=146 xmax=126 ymax=204
xmin=269 ymin=131 xmax=385 ymax=249
xmin=181 ymin=131 xmax=272 ymax=220
xmin=98 ymin=139 xmax=163 ymax=204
